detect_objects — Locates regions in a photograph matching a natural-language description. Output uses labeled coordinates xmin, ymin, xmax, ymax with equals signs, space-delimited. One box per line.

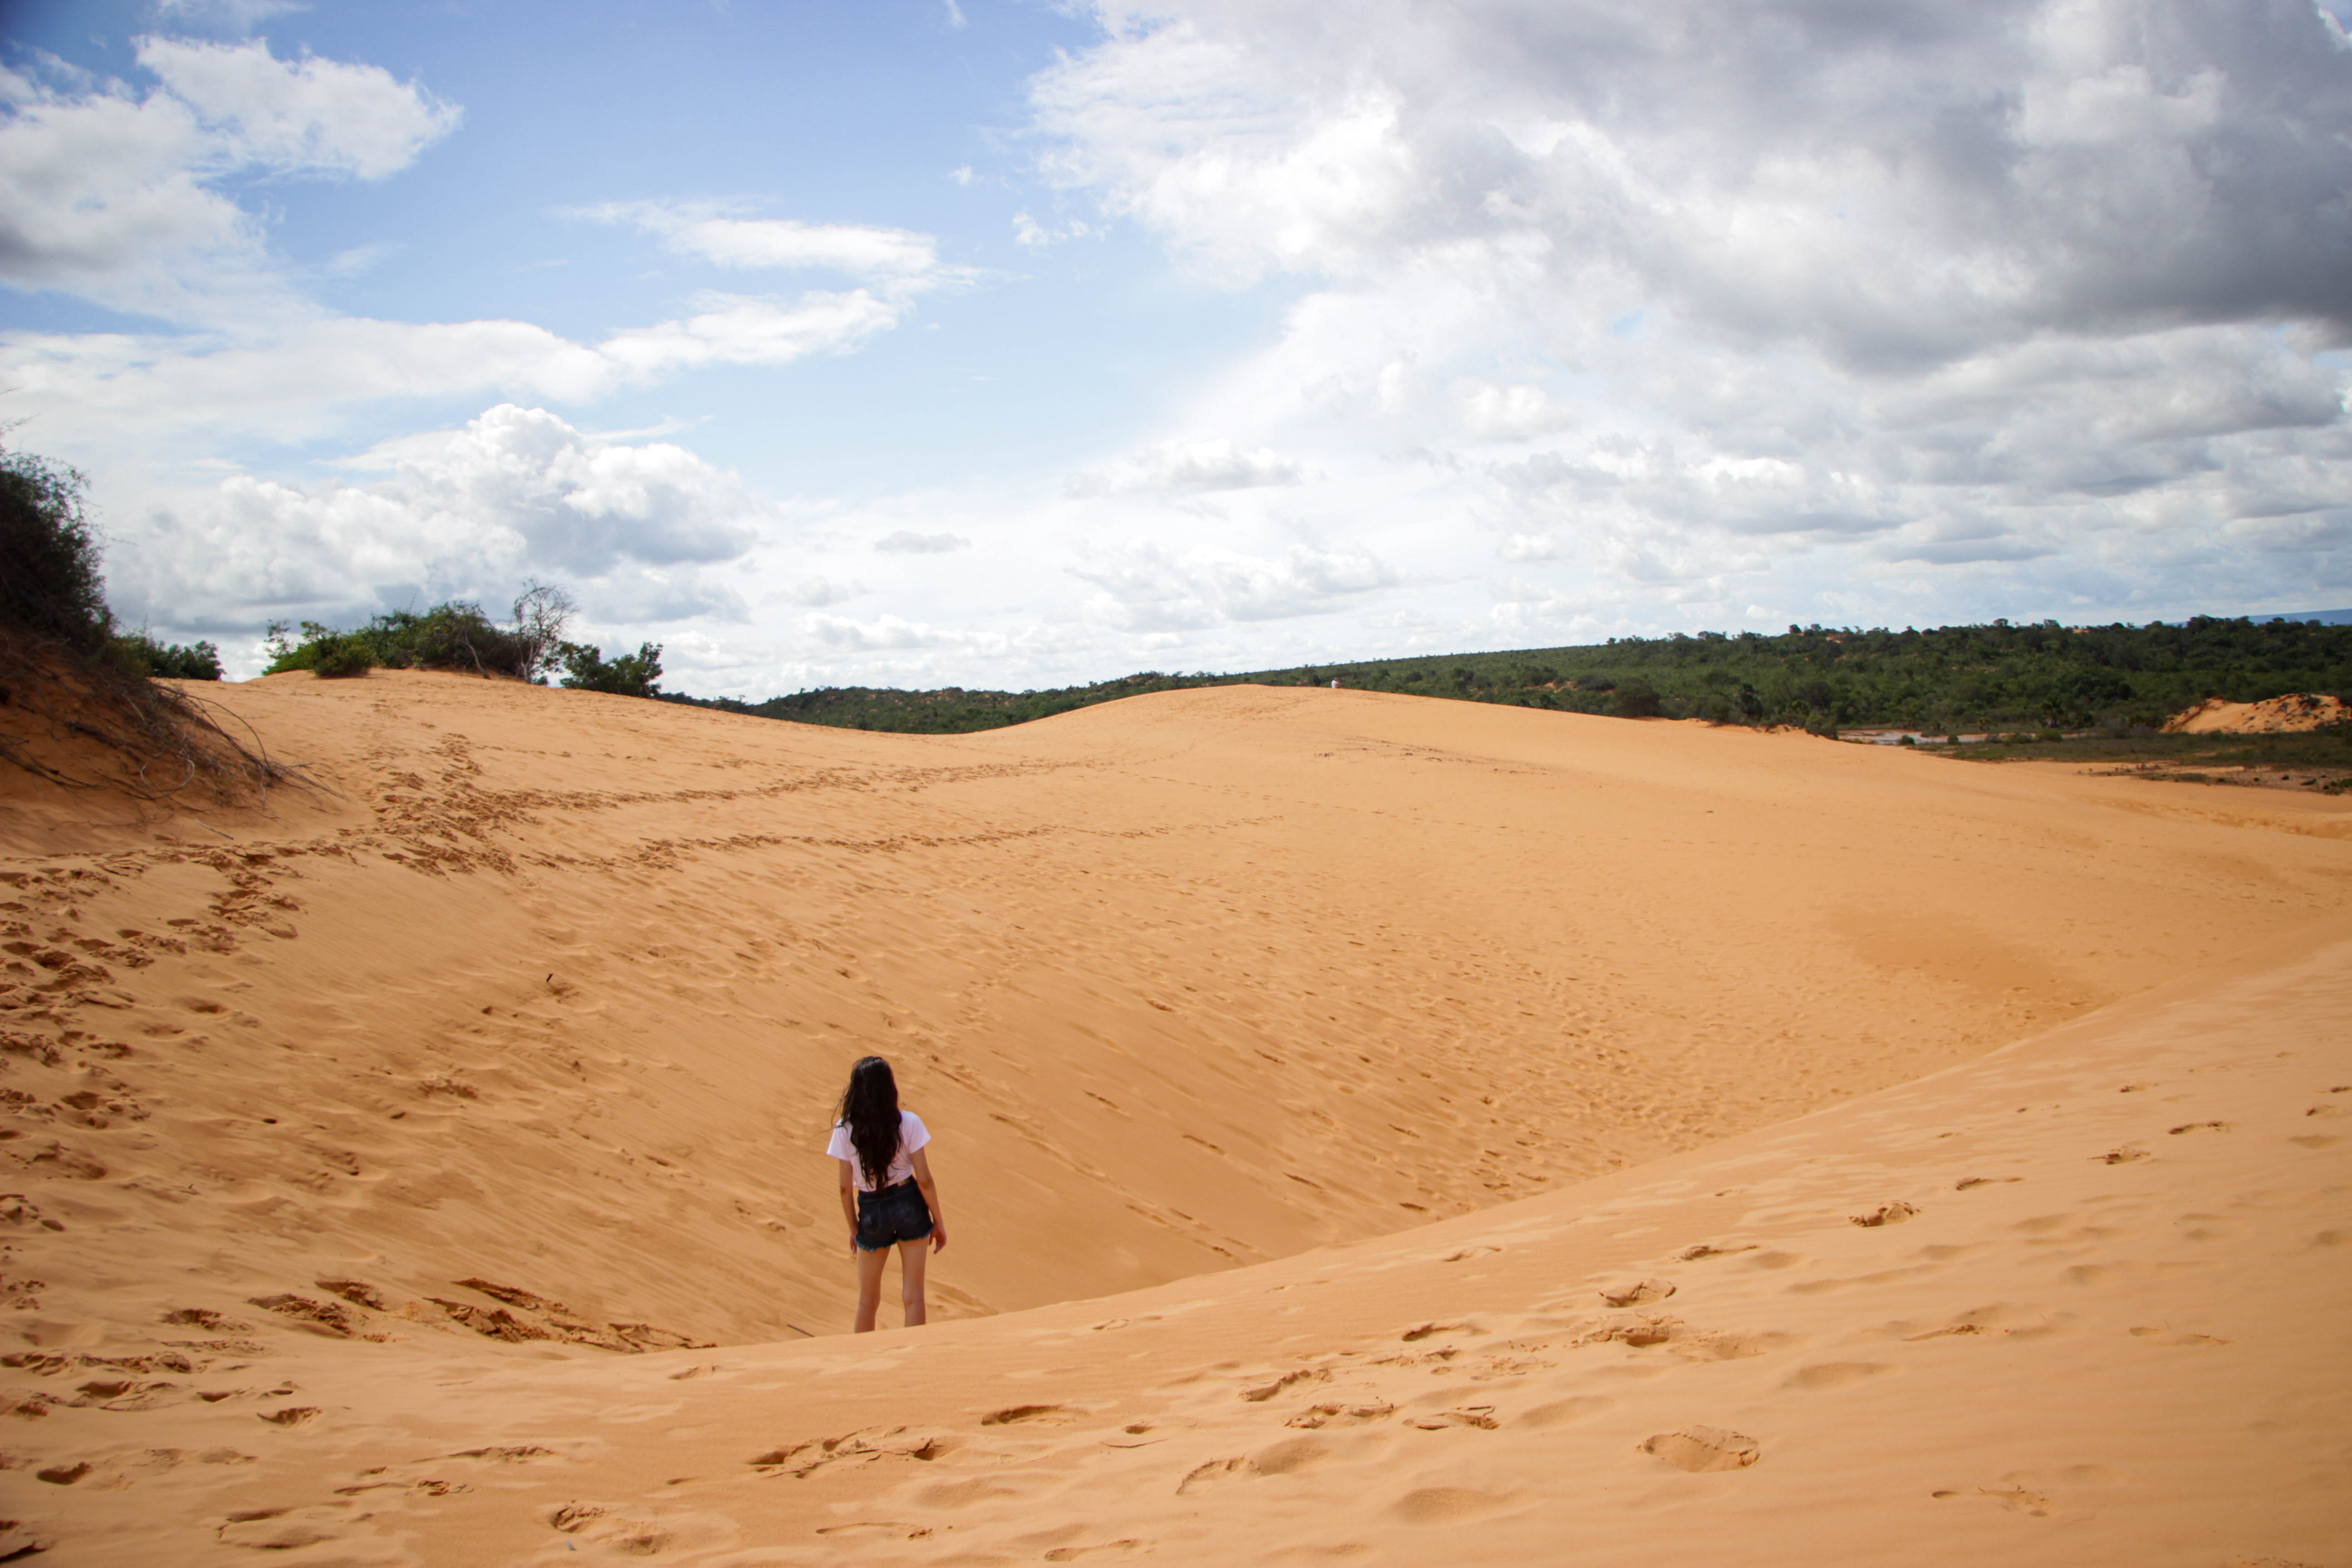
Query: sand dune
xmin=4 ymin=675 xmax=2349 ymax=1563
xmin=2163 ymin=692 xmax=2352 ymax=733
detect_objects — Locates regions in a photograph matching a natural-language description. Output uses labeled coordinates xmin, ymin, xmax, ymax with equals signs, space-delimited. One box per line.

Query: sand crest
xmin=3 ymin=675 xmax=2349 ymax=1563
xmin=2163 ymin=692 xmax=2352 ymax=733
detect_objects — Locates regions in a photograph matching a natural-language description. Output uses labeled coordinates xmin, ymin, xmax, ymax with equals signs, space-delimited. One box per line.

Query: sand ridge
xmin=2163 ymin=693 xmax=2352 ymax=734
xmin=4 ymin=674 xmax=2350 ymax=1562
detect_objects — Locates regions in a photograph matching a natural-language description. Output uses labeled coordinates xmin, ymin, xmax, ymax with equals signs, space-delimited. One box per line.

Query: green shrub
xmin=310 ymin=635 xmax=377 ymax=679
xmin=559 ymin=640 xmax=663 ymax=698
xmin=114 ymin=632 xmax=222 ymax=680
xmin=0 ymin=440 xmax=282 ymax=804
xmin=1611 ymin=678 xmax=1661 ymax=719
xmin=265 ymin=585 xmax=574 ymax=682
xmin=0 ymin=446 xmax=109 ymax=651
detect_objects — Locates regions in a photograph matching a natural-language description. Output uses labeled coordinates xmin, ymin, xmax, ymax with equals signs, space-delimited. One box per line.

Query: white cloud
xmin=780 ymin=577 xmax=867 ymax=607
xmin=804 ymin=611 xmax=963 ymax=651
xmin=0 ymin=38 xmax=456 ymax=318
xmin=578 ymin=201 xmax=955 ymax=288
xmin=1042 ymin=1 xmax=2352 ymax=357
xmin=136 ymin=36 xmax=459 ymax=180
xmin=1065 ymin=437 xmax=1303 ymax=496
xmin=108 ymin=405 xmax=765 ymax=657
xmin=0 ymin=290 xmax=906 ymax=446
xmin=1005 ymin=0 xmax=2352 ymax=638
xmin=873 ymin=530 xmax=972 ymax=554
xmin=1070 ymin=540 xmax=1399 ymax=630
xmin=596 ymin=290 xmax=904 ymax=378
xmin=0 ymin=55 xmax=931 ymax=454
xmin=1012 ymin=210 xmax=1096 ymax=248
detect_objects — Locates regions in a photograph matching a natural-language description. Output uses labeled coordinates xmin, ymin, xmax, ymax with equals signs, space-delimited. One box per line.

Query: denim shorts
xmin=854 ymin=1178 xmax=934 ymax=1252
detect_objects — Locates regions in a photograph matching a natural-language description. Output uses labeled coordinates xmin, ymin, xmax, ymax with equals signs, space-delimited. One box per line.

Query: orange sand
xmin=2163 ymin=692 xmax=2352 ymax=733
xmin=3 ymin=674 xmax=2347 ymax=1564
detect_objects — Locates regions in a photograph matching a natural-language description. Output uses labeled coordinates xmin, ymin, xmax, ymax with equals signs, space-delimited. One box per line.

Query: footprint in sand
xmin=981 ymin=1402 xmax=1067 ymax=1425
xmin=1388 ymin=1487 xmax=1518 ymax=1524
xmin=1933 ymin=1485 xmax=2052 ymax=1516
xmin=1850 ymin=1201 xmax=1918 ymax=1228
xmin=1674 ymin=1243 xmax=1757 ymax=1261
xmin=1242 ymin=1369 xmax=1332 ymax=1401
xmin=216 ymin=1508 xmax=343 ymax=1552
xmin=1406 ymin=1406 xmax=1499 ymax=1431
xmin=1785 ymin=1361 xmax=1900 ymax=1391
xmin=1043 ymin=1540 xmax=1148 ymax=1562
xmin=1287 ymin=1401 xmax=1395 ymax=1429
xmin=916 ymin=1478 xmax=1024 ymax=1508
xmin=1598 ymin=1278 xmax=1675 ymax=1307
xmin=2169 ymin=1121 xmax=2231 ymax=1135
xmin=1515 ymin=1396 xmax=1613 ymax=1428
xmin=1640 ymin=1426 xmax=1760 ymax=1472
xmin=1250 ymin=1436 xmax=1336 ymax=1475
xmin=1176 ymin=1457 xmax=1251 ymax=1496
xmin=2128 ymin=1325 xmax=2230 ymax=1346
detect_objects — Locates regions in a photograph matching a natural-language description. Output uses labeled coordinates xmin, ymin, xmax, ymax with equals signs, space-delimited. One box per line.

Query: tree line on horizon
xmin=659 ymin=617 xmax=2352 ymax=739
xmin=7 ymin=437 xmax=2344 ymax=743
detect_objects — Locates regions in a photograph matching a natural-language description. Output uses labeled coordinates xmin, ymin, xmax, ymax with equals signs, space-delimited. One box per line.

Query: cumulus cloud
xmin=1041 ymin=0 xmax=2352 ymax=358
xmin=1015 ymin=0 xmax=2352 ymax=633
xmin=108 ymin=405 xmax=764 ymax=650
xmin=0 ymin=37 xmax=456 ymax=318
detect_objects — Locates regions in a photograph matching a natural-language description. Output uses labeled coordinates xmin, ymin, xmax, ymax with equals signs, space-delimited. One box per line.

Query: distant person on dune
xmin=828 ymin=1054 xmax=947 ymax=1332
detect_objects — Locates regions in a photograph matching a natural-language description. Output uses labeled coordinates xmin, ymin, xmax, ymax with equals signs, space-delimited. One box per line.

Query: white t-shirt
xmin=826 ymin=1110 xmax=930 ymax=1192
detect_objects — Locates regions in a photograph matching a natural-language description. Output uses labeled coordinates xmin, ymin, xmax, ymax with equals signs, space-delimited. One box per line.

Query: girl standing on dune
xmin=828 ymin=1055 xmax=947 ymax=1332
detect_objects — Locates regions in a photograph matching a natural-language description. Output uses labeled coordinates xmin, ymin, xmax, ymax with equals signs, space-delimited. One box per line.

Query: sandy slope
xmin=4 ymin=675 xmax=2350 ymax=1563
xmin=17 ymin=908 xmax=2350 ymax=1566
xmin=2163 ymin=693 xmax=2352 ymax=733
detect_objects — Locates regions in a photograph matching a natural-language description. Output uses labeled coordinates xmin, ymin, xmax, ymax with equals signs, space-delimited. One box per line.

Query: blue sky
xmin=4 ymin=0 xmax=2350 ymax=694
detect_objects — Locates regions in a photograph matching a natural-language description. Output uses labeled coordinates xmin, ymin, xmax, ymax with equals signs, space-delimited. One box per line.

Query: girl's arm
xmin=837 ymin=1159 xmax=859 ymax=1253
xmin=910 ymin=1147 xmax=947 ymax=1253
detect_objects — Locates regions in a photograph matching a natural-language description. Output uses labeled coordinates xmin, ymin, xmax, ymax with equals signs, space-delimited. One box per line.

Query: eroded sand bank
xmin=4 ymin=675 xmax=2348 ymax=1563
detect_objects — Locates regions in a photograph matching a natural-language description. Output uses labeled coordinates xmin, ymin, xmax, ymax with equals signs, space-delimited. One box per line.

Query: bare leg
xmin=853 ymin=1244 xmax=889 ymax=1333
xmin=898 ymin=1238 xmax=929 ymax=1327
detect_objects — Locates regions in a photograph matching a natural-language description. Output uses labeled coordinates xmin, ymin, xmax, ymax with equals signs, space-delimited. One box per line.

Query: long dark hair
xmin=838 ymin=1056 xmax=902 ymax=1185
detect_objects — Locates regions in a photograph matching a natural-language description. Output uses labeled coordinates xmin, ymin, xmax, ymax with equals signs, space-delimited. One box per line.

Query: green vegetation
xmin=1 ymin=445 xmax=110 ymax=653
xmin=660 ymin=670 xmax=1200 ymax=733
xmin=1954 ymin=725 xmax=2352 ymax=773
xmin=559 ymin=640 xmax=663 ymax=698
xmin=1 ymin=446 xmax=222 ymax=681
xmin=660 ymin=617 xmax=2352 ymax=738
xmin=263 ymin=584 xmax=576 ymax=684
xmin=0 ymin=440 xmax=275 ymax=800
xmin=116 ymin=632 xmax=224 ymax=681
xmin=262 ymin=591 xmax=666 ymax=700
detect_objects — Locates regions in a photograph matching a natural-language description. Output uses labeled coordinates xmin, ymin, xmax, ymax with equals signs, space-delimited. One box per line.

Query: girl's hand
xmin=930 ymin=1221 xmax=948 ymax=1254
